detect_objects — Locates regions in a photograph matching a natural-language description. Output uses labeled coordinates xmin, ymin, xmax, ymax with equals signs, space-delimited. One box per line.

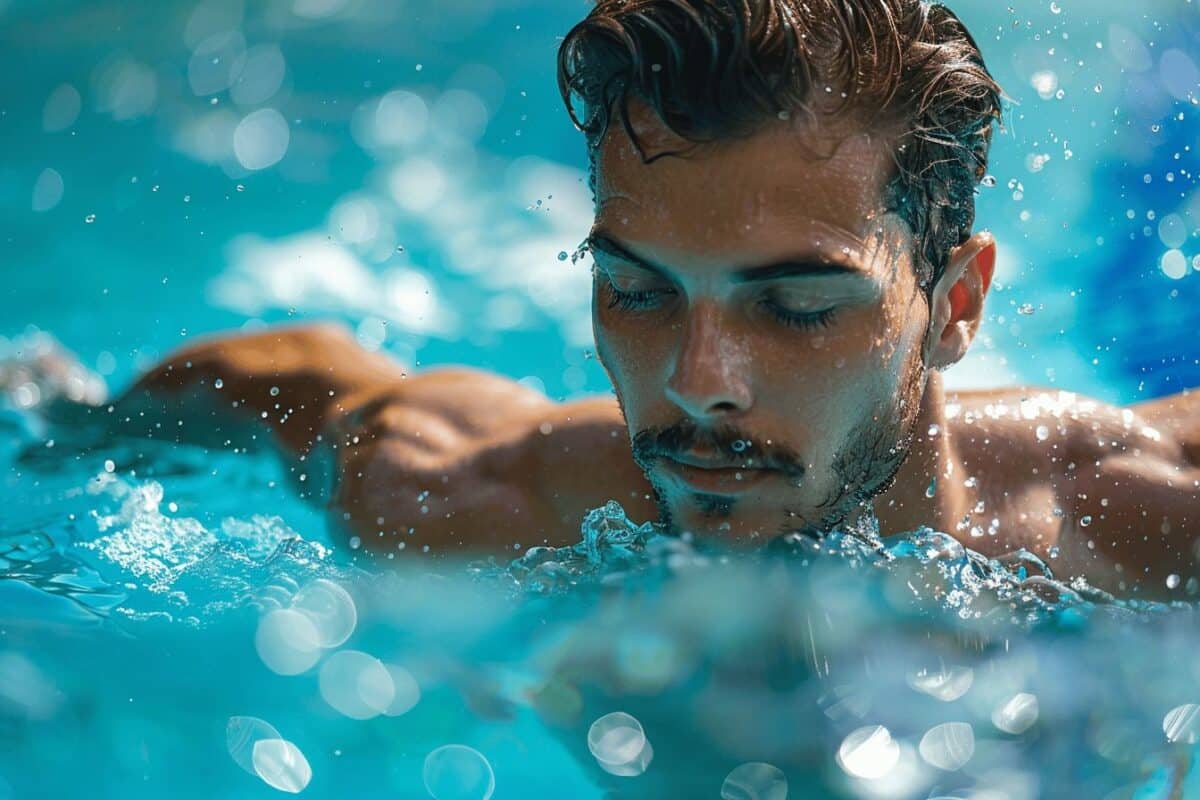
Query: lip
xmin=659 ymin=456 xmax=777 ymax=495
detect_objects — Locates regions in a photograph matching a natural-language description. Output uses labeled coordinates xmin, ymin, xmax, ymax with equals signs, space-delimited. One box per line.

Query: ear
xmin=925 ymin=232 xmax=996 ymax=370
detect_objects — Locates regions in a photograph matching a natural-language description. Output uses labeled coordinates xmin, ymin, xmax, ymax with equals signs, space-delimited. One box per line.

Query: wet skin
xmin=120 ymin=112 xmax=1200 ymax=596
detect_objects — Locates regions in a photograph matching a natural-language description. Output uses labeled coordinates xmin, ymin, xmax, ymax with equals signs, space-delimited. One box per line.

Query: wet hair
xmin=556 ymin=0 xmax=1003 ymax=294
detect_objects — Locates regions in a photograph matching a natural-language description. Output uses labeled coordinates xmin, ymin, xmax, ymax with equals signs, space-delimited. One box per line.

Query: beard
xmin=625 ymin=355 xmax=927 ymax=542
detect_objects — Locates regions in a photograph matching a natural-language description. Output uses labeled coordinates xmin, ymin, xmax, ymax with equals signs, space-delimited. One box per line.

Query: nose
xmin=664 ymin=301 xmax=753 ymax=420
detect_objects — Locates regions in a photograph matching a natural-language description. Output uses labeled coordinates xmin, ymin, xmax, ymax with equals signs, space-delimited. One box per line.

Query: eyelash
xmin=760 ymin=300 xmax=839 ymax=331
xmin=602 ymin=277 xmax=839 ymax=331
xmin=604 ymin=284 xmax=675 ymax=311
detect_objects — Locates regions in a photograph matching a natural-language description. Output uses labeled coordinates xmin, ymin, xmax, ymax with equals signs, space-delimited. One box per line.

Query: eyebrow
xmin=586 ymin=233 xmax=868 ymax=282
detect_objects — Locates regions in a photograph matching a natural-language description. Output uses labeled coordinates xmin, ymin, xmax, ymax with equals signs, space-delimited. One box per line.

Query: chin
xmin=662 ymin=494 xmax=804 ymax=545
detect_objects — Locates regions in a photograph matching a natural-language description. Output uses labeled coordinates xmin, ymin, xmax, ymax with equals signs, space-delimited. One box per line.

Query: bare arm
xmin=113 ymin=322 xmax=409 ymax=456
xmin=114 ymin=323 xmax=655 ymax=555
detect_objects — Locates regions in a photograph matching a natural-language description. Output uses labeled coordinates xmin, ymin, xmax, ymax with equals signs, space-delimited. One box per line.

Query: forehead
xmin=594 ymin=104 xmax=897 ymax=262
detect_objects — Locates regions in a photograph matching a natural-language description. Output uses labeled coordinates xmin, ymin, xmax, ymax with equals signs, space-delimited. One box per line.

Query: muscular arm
xmin=115 ymin=323 xmax=655 ymax=555
xmin=115 ymin=322 xmax=409 ymax=455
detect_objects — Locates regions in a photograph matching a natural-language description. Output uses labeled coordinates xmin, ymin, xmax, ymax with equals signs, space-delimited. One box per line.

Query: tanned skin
xmin=117 ymin=108 xmax=1199 ymax=596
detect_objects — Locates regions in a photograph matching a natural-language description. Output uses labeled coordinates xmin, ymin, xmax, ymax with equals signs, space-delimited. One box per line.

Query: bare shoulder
xmin=947 ymin=386 xmax=1199 ymax=592
xmin=946 ymin=386 xmax=1186 ymax=466
xmin=328 ymin=373 xmax=647 ymax=555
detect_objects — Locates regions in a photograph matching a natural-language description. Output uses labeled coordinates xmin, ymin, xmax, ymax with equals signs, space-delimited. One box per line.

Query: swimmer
xmin=117 ymin=0 xmax=1199 ymax=594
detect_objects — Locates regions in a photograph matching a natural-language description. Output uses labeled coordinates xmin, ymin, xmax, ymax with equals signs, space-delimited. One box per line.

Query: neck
xmin=872 ymin=371 xmax=967 ymax=538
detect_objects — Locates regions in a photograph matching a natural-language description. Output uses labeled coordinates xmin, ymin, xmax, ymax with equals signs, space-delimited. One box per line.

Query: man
xmin=120 ymin=0 xmax=1198 ymax=594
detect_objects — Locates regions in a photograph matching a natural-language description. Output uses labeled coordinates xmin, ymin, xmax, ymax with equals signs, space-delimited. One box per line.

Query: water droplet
xmin=919 ymin=722 xmax=975 ymax=771
xmin=1049 ymin=1 xmax=1061 ymax=12
xmin=981 ymin=174 xmax=997 ymax=187
xmin=226 ymin=716 xmax=282 ymax=776
xmin=291 ymin=578 xmax=357 ymax=648
xmin=1080 ymin=515 xmax=1092 ymax=527
xmin=235 ymin=183 xmax=245 ymax=192
xmin=423 ymin=745 xmax=495 ymax=800
xmin=837 ymin=725 xmax=900 ymax=780
xmin=557 ymin=250 xmax=568 ymax=261
xmin=1167 ymin=573 xmax=1181 ymax=589
xmin=255 ymin=609 xmax=321 ymax=676
xmin=103 ymin=459 xmax=115 ymax=473
xmin=1017 ymin=303 xmax=1035 ymax=315
xmin=269 ymin=386 xmax=280 ymax=396
xmin=252 ymin=738 xmax=312 ymax=793
xmin=1093 ymin=83 xmax=1103 ymax=93
xmin=926 ymin=477 xmax=937 ymax=498
xmin=992 ymin=693 xmax=1039 ymax=734
xmin=907 ymin=666 xmax=973 ymax=701
xmin=928 ymin=424 xmax=941 ymax=436
xmin=1048 ymin=545 xmax=1060 ymax=558
xmin=84 ymin=213 xmax=96 ymax=223
xmin=721 ymin=762 xmax=788 ymax=800
xmin=213 ymin=378 xmax=224 ymax=389
xmin=1163 ymin=704 xmax=1200 ymax=743
xmin=319 ymin=650 xmax=394 ymax=719
xmin=731 ymin=439 xmax=750 ymax=453
xmin=588 ymin=712 xmax=648 ymax=766
xmin=1035 ymin=425 xmax=1050 ymax=441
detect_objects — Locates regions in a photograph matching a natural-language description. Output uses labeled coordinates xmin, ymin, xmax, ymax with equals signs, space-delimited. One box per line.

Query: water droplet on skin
xmin=1080 ymin=515 xmax=1092 ymax=527
xmin=214 ymin=378 xmax=224 ymax=389
xmin=926 ymin=477 xmax=937 ymax=498
xmin=1035 ymin=425 xmax=1050 ymax=441
xmin=1167 ymin=573 xmax=1181 ymax=589
xmin=928 ymin=424 xmax=941 ymax=436
xmin=731 ymin=439 xmax=750 ymax=453
xmin=269 ymin=386 xmax=280 ymax=397
xmin=1048 ymin=545 xmax=1060 ymax=558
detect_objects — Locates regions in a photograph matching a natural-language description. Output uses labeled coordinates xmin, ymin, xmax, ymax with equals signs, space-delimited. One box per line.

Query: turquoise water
xmin=3 ymin=0 xmax=1200 ymax=797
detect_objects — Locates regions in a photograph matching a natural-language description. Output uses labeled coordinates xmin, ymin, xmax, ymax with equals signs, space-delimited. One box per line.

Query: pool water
xmin=3 ymin=0 xmax=1200 ymax=798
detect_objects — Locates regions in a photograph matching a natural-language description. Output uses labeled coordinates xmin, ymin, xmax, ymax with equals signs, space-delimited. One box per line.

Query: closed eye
xmin=759 ymin=297 xmax=838 ymax=330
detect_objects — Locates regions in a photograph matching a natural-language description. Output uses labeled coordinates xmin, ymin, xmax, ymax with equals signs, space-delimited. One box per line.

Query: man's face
xmin=590 ymin=108 xmax=933 ymax=542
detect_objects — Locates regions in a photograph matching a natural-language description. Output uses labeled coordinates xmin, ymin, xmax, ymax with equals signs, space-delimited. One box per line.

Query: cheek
xmin=592 ymin=301 xmax=662 ymax=415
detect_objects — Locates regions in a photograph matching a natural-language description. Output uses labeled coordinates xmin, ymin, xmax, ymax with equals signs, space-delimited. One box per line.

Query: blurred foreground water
xmin=4 ymin=337 xmax=1200 ymax=800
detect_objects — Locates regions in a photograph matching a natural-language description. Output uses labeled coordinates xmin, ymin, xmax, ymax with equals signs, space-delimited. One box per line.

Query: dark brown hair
xmin=557 ymin=0 xmax=1003 ymax=293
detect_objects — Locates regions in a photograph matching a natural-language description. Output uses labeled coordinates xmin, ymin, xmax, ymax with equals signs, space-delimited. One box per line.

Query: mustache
xmin=630 ymin=419 xmax=807 ymax=479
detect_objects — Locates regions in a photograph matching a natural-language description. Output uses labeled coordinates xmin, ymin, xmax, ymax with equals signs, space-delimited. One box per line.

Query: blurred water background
xmin=3 ymin=0 xmax=1200 ymax=799
xmin=3 ymin=0 xmax=1200 ymax=401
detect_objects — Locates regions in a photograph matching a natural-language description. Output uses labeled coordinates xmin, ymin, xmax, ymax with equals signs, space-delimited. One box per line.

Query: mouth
xmin=658 ymin=453 xmax=780 ymax=495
